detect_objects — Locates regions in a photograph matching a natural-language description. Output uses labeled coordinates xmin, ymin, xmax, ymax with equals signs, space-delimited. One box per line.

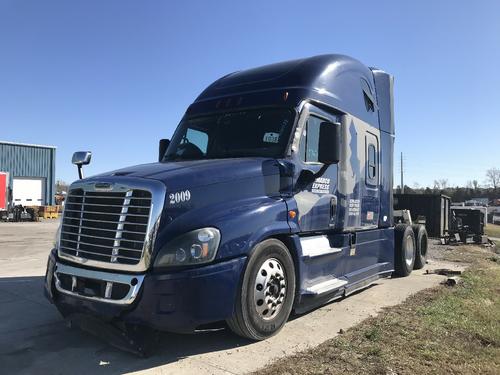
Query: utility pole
xmin=400 ymin=152 xmax=404 ymax=194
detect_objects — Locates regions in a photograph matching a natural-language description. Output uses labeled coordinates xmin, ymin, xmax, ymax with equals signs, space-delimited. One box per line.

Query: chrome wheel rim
xmin=405 ymin=236 xmax=414 ymax=267
xmin=253 ymin=258 xmax=286 ymax=320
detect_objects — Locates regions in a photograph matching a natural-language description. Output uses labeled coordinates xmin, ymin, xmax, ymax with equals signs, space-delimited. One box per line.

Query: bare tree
xmin=413 ymin=182 xmax=420 ymax=189
xmin=486 ymin=168 xmax=500 ymax=189
xmin=472 ymin=180 xmax=479 ymax=190
xmin=433 ymin=180 xmax=441 ymax=190
xmin=466 ymin=180 xmax=473 ymax=189
xmin=438 ymin=179 xmax=448 ymax=190
xmin=56 ymin=180 xmax=69 ymax=194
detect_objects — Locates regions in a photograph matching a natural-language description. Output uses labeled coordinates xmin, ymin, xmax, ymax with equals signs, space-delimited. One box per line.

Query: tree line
xmin=397 ymin=167 xmax=500 ymax=203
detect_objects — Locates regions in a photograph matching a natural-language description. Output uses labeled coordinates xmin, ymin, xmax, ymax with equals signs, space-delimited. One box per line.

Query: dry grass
xmin=485 ymin=224 xmax=500 ymax=238
xmin=254 ymin=248 xmax=500 ymax=375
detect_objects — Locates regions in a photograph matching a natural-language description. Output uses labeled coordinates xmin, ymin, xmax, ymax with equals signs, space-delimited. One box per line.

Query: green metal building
xmin=0 ymin=141 xmax=56 ymax=207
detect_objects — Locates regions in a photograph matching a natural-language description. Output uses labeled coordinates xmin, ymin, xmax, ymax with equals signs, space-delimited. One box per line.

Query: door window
xmin=184 ymin=128 xmax=208 ymax=154
xmin=299 ymin=116 xmax=322 ymax=163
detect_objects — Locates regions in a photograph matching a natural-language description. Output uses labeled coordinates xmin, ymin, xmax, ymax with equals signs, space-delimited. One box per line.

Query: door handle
xmin=330 ymin=196 xmax=337 ymax=227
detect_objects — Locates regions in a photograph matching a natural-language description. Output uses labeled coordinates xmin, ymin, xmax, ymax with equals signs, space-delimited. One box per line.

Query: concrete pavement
xmin=0 ymin=221 xmax=462 ymax=375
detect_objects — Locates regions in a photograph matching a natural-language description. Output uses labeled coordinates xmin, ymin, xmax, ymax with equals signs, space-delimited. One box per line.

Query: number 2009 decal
xmin=169 ymin=190 xmax=191 ymax=204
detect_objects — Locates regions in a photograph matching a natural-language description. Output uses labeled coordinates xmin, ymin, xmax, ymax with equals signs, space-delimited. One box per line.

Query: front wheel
xmin=227 ymin=239 xmax=296 ymax=340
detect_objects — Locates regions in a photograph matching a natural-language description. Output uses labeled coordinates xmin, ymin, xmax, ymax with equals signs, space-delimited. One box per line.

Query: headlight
xmin=154 ymin=227 xmax=221 ymax=268
xmin=53 ymin=224 xmax=61 ymax=249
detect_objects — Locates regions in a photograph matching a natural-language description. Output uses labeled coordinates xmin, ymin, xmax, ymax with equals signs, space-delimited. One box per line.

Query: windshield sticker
xmin=311 ymin=177 xmax=330 ymax=194
xmin=263 ymin=132 xmax=280 ymax=143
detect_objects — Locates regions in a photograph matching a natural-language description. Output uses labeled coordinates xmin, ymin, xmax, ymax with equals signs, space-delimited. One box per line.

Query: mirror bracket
xmin=72 ymin=151 xmax=92 ymax=179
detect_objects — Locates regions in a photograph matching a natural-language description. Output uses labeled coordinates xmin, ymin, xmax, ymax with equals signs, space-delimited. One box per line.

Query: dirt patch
xmin=427 ymin=239 xmax=499 ymax=263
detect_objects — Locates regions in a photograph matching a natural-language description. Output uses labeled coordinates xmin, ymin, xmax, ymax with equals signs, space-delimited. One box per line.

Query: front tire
xmin=227 ymin=239 xmax=296 ymax=340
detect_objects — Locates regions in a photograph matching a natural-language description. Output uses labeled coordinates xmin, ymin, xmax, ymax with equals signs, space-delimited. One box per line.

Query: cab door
xmin=291 ymin=104 xmax=345 ymax=293
xmin=293 ymin=105 xmax=339 ymax=233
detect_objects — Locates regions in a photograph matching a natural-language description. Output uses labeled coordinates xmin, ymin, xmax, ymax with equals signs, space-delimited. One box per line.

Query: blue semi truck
xmin=44 ymin=54 xmax=427 ymax=352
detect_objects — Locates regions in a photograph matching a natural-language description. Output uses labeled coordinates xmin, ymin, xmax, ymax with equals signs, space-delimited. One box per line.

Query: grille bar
xmin=112 ymin=191 xmax=133 ymax=263
xmin=61 ymin=233 xmax=145 ymax=245
xmin=59 ymin=188 xmax=152 ymax=265
xmin=62 ymin=217 xmax=148 ymax=225
xmin=60 ymin=247 xmax=141 ymax=261
xmin=61 ymin=223 xmax=147 ymax=235
xmin=61 ymin=238 xmax=142 ymax=252
xmin=64 ymin=209 xmax=149 ymax=217
xmin=68 ymin=194 xmax=151 ymax=200
xmin=67 ymin=203 xmax=151 ymax=209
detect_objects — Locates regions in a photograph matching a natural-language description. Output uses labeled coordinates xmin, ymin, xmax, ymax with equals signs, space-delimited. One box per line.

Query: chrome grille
xmin=60 ymin=188 xmax=152 ymax=265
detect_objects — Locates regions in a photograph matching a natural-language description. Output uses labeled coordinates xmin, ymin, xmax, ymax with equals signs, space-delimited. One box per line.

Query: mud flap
xmin=67 ymin=314 xmax=158 ymax=357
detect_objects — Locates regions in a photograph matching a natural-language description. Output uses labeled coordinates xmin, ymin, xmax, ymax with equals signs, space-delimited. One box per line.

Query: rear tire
xmin=411 ymin=224 xmax=428 ymax=269
xmin=394 ymin=224 xmax=416 ymax=277
xmin=227 ymin=239 xmax=295 ymax=340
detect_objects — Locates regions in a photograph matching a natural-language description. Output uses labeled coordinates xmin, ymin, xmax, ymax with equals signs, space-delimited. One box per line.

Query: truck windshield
xmin=163 ymin=108 xmax=294 ymax=161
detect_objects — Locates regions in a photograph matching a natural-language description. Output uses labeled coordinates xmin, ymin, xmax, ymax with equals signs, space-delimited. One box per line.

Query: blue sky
xmin=0 ymin=0 xmax=499 ymax=187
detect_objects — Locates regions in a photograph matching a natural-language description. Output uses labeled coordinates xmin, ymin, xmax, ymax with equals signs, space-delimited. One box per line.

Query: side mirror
xmin=72 ymin=151 xmax=92 ymax=179
xmin=318 ymin=121 xmax=341 ymax=164
xmin=159 ymin=139 xmax=170 ymax=162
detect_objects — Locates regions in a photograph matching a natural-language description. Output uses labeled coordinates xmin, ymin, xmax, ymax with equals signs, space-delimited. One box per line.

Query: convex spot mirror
xmin=318 ymin=121 xmax=341 ymax=165
xmin=159 ymin=139 xmax=170 ymax=162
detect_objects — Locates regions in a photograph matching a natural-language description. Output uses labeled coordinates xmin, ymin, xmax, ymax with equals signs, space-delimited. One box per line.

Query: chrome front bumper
xmin=53 ymin=262 xmax=145 ymax=305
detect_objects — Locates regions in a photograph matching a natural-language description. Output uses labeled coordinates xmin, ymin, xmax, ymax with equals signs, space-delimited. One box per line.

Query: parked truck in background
xmin=44 ymin=54 xmax=427 ymax=353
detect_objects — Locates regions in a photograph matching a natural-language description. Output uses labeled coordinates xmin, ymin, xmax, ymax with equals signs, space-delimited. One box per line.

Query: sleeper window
xmin=365 ymin=133 xmax=378 ymax=186
xmin=368 ymin=145 xmax=376 ymax=178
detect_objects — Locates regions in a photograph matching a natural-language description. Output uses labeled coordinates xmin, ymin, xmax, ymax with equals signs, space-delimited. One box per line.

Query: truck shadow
xmin=1 ymin=275 xmax=381 ymax=374
xmin=0 ymin=276 xmax=252 ymax=375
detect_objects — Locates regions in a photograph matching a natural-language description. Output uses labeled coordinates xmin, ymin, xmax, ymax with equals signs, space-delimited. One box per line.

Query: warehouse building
xmin=0 ymin=141 xmax=56 ymax=208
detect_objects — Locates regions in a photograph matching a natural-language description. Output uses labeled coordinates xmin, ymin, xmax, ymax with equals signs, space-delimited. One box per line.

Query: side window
xmin=299 ymin=116 xmax=321 ymax=163
xmin=185 ymin=128 xmax=208 ymax=154
xmin=365 ymin=133 xmax=378 ymax=185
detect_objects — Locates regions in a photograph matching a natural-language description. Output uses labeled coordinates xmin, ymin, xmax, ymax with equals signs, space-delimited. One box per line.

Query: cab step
xmin=304 ymin=278 xmax=348 ymax=295
xmin=300 ymin=235 xmax=343 ymax=260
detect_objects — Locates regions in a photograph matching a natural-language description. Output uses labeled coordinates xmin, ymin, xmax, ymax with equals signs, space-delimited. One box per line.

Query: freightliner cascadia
xmin=44 ymin=54 xmax=427 ymax=353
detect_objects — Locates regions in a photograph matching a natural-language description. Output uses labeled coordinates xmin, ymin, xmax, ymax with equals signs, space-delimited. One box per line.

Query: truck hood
xmin=92 ymin=158 xmax=280 ymax=191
